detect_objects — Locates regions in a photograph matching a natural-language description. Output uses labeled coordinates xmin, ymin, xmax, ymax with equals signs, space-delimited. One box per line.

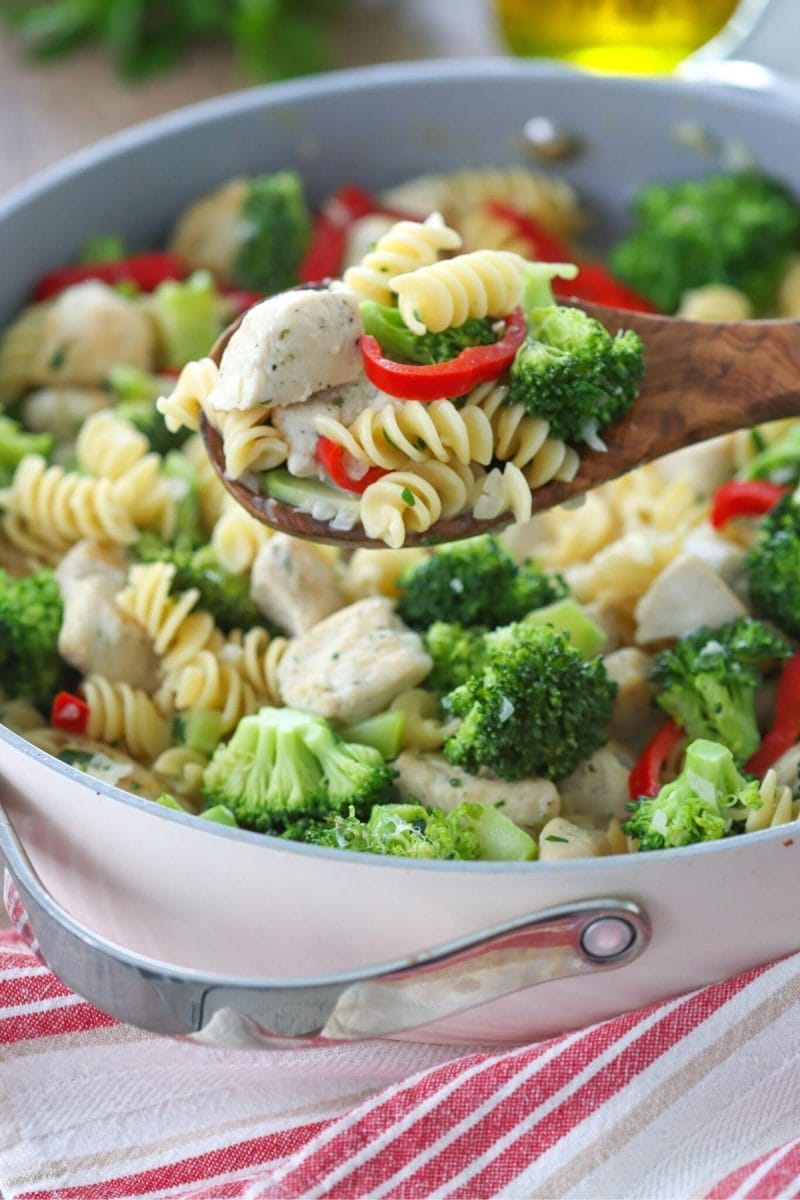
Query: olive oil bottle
xmin=495 ymin=0 xmax=742 ymax=73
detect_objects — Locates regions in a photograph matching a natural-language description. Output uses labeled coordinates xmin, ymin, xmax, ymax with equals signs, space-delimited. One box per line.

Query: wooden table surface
xmin=0 ymin=0 xmax=502 ymax=198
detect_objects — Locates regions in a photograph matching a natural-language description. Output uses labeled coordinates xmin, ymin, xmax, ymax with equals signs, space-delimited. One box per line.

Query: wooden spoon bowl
xmin=201 ymin=304 xmax=800 ymax=549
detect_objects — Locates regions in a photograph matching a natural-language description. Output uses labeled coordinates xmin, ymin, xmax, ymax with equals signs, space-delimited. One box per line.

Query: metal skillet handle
xmin=0 ymin=806 xmax=651 ymax=1049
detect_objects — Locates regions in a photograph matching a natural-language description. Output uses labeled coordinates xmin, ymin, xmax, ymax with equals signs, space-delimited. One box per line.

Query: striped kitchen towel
xmin=2 ymin=928 xmax=800 ymax=1199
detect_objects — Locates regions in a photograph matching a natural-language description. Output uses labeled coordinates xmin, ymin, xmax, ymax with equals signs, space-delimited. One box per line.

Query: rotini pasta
xmin=211 ymin=499 xmax=274 ymax=574
xmin=343 ymin=213 xmax=462 ymax=306
xmin=381 ymin=168 xmax=583 ymax=239
xmin=457 ymin=207 xmax=534 ymax=257
xmin=80 ymin=675 xmax=172 ymax=762
xmin=115 ymin=562 xmax=222 ymax=671
xmin=0 ymin=304 xmax=48 ymax=403
xmin=359 ymin=461 xmax=474 ymax=548
xmin=0 ymin=456 xmax=140 ymax=552
xmin=152 ymin=745 xmax=208 ymax=798
xmin=471 ymin=462 xmax=533 ymax=524
xmin=203 ymin=403 xmax=287 ymax=479
xmin=157 ymin=357 xmax=219 ymax=434
xmin=75 ymin=410 xmax=150 ymax=479
xmin=158 ymin=651 xmax=260 ymax=734
xmin=391 ymin=249 xmax=528 ymax=334
xmin=341 ymin=547 xmax=428 ymax=601
xmin=743 ymin=769 xmax=799 ymax=832
xmin=466 ymin=380 xmax=579 ymax=486
xmin=182 ymin=432 xmax=230 ymax=531
xmin=223 ymin=627 xmax=289 ymax=707
xmin=315 ymin=398 xmax=493 ymax=470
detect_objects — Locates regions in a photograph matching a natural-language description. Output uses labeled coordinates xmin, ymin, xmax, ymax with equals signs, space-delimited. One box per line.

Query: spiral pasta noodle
xmin=465 ymin=380 xmax=580 ymax=486
xmin=391 ymin=249 xmax=528 ymax=335
xmin=152 ymin=745 xmax=208 ymax=798
xmin=224 ymin=627 xmax=289 ymax=706
xmin=743 ymin=770 xmax=799 ymax=832
xmin=80 ymin=675 xmax=172 ymax=762
xmin=471 ymin=462 xmax=533 ymax=524
xmin=211 ymin=500 xmax=274 ymax=573
xmin=343 ymin=213 xmax=462 ymax=306
xmin=75 ymin=410 xmax=150 ymax=479
xmin=341 ymin=546 xmax=427 ymax=602
xmin=0 ymin=456 xmax=139 ymax=552
xmin=204 ymin=404 xmax=287 ymax=480
xmin=157 ymin=356 xmax=219 ymax=434
xmin=159 ymin=651 xmax=260 ymax=734
xmin=0 ymin=304 xmax=48 ymax=403
xmin=315 ymin=398 xmax=493 ymax=470
xmin=359 ymin=461 xmax=473 ymax=548
xmin=115 ymin=561 xmax=222 ymax=671
xmin=457 ymin=208 xmax=534 ymax=257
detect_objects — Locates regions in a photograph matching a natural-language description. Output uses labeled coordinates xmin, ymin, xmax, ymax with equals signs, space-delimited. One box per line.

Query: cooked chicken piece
xmin=169 ymin=179 xmax=249 ymax=279
xmin=250 ymin=534 xmax=346 ymax=635
xmin=603 ymin=647 xmax=660 ymax=754
xmin=55 ymin=540 xmax=128 ymax=595
xmin=277 ymin=596 xmax=431 ymax=724
xmin=56 ymin=542 xmax=159 ymax=691
xmin=538 ymin=817 xmax=612 ymax=861
xmin=271 ymin=377 xmax=379 ymax=477
xmin=655 ymin=434 xmax=736 ymax=498
xmin=680 ymin=523 xmax=747 ymax=586
xmin=558 ymin=744 xmax=634 ymax=822
xmin=394 ymin=750 xmax=559 ymax=829
xmin=771 ymin=743 xmax=800 ymax=795
xmin=36 ymin=282 xmax=156 ymax=387
xmin=634 ymin=554 xmax=747 ymax=646
xmin=20 ymin=386 xmax=111 ymax=441
xmin=211 ymin=286 xmax=363 ymax=412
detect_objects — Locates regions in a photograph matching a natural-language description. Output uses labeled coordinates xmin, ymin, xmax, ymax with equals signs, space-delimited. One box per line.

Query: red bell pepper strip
xmin=50 ymin=691 xmax=90 ymax=736
xmin=299 ymin=184 xmax=416 ymax=284
xmin=32 ymin=252 xmax=186 ymax=302
xmin=746 ymin=650 xmax=800 ymax=776
xmin=316 ymin=435 xmax=388 ymax=493
xmin=485 ymin=203 xmax=658 ymax=314
xmin=359 ymin=306 xmax=527 ymax=402
xmin=628 ymin=718 xmax=685 ymax=799
xmin=710 ymin=479 xmax=789 ymax=529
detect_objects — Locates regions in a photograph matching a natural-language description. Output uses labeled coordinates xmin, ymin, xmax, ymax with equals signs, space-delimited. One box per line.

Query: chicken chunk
xmin=21 ymin=386 xmax=111 ymax=442
xmin=634 ymin=554 xmax=747 ymax=646
xmin=558 ymin=744 xmax=634 ymax=822
xmin=277 ymin=596 xmax=431 ymax=724
xmin=603 ymin=647 xmax=660 ymax=754
xmin=36 ymin=282 xmax=156 ymax=387
xmin=56 ymin=542 xmax=159 ymax=691
xmin=271 ymin=377 xmax=380 ymax=477
xmin=169 ymin=179 xmax=249 ymax=279
xmin=394 ymin=750 xmax=560 ymax=830
xmin=538 ymin=817 xmax=612 ymax=861
xmin=211 ymin=286 xmax=363 ymax=412
xmin=250 ymin=534 xmax=346 ymax=635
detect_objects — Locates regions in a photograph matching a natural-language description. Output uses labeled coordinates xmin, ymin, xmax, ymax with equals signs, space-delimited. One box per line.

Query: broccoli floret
xmin=202 ymin=706 xmax=395 ymax=833
xmin=740 ymin=422 xmax=800 ymax=487
xmin=0 ymin=415 xmax=53 ymax=485
xmin=108 ymin=365 xmax=189 ymax=454
xmin=424 ymin=621 xmax=488 ymax=693
xmin=651 ymin=617 xmax=790 ymax=763
xmin=305 ymin=800 xmax=536 ymax=860
xmin=395 ymin=535 xmax=567 ymax=631
xmin=0 ymin=568 xmax=70 ymax=711
xmin=233 ymin=171 xmax=312 ymax=293
xmin=624 ymin=738 xmax=762 ymax=850
xmin=150 ymin=271 xmax=222 ymax=366
xmin=610 ymin=170 xmax=800 ymax=314
xmin=506 ymin=305 xmax=644 ymax=444
xmin=359 ymin=301 xmax=498 ymax=364
xmin=746 ymin=490 xmax=800 ymax=637
xmin=135 ymin=533 xmax=270 ymax=634
xmin=443 ymin=621 xmax=616 ymax=781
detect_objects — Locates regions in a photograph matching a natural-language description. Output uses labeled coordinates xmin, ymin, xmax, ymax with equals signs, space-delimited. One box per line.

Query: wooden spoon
xmin=201 ymin=305 xmax=800 ymax=548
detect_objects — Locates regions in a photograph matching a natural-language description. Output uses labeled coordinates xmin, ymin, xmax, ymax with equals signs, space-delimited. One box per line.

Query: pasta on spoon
xmin=158 ymin=212 xmax=647 ymax=548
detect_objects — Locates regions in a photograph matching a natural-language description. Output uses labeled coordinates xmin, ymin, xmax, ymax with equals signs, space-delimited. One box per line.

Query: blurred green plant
xmin=1 ymin=0 xmax=347 ymax=82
